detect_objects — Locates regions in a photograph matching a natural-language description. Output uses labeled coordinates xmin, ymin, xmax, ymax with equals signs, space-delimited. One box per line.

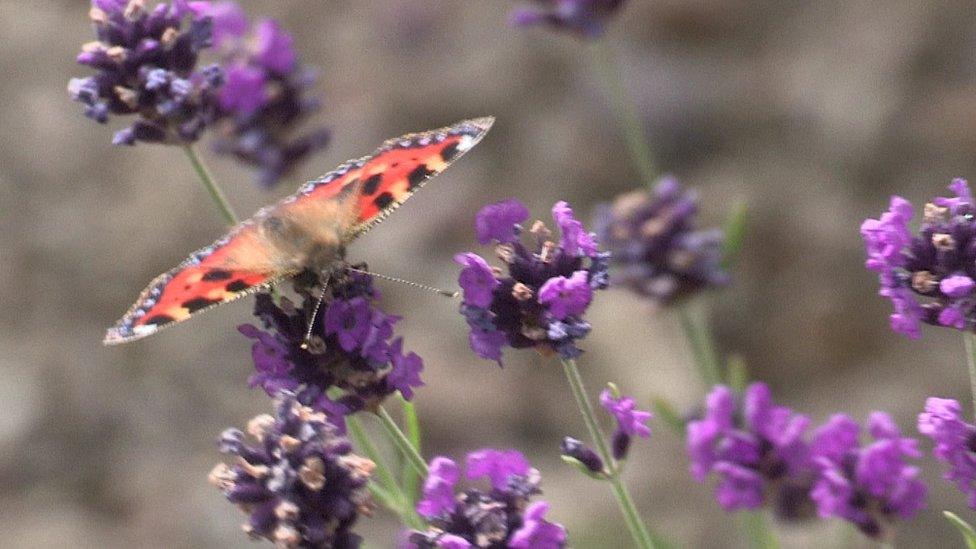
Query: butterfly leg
xmin=300 ymin=271 xmax=332 ymax=351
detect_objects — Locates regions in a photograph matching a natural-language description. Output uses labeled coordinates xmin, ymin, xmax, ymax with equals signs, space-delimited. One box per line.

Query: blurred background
xmin=4 ymin=0 xmax=976 ymax=546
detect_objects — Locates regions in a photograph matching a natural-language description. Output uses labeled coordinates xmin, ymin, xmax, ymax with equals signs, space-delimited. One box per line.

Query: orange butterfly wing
xmin=104 ymin=117 xmax=494 ymax=345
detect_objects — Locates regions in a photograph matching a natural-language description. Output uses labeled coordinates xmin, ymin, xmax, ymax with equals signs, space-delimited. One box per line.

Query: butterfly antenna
xmin=300 ymin=273 xmax=331 ymax=350
xmin=346 ymin=267 xmax=458 ymax=298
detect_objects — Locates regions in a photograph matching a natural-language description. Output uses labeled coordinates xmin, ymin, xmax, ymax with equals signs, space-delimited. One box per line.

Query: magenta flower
xmin=810 ymin=412 xmax=927 ymax=539
xmin=918 ymin=397 xmax=976 ymax=508
xmin=600 ymin=388 xmax=652 ymax=460
xmin=410 ymin=449 xmax=566 ymax=548
xmin=861 ymin=178 xmax=976 ymax=338
xmin=686 ymin=383 xmax=813 ymax=517
xmin=456 ymin=199 xmax=610 ymax=364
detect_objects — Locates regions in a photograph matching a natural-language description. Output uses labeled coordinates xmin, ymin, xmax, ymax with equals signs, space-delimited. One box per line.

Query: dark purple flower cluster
xmin=600 ymin=387 xmax=652 ymax=460
xmin=809 ymin=412 xmax=927 ymax=539
xmin=196 ymin=1 xmax=330 ymax=187
xmin=68 ymin=0 xmax=222 ymax=145
xmin=509 ymin=0 xmax=628 ymax=38
xmin=861 ymin=178 xmax=976 ymax=339
xmin=407 ymin=449 xmax=567 ymax=548
xmin=456 ymin=199 xmax=609 ymax=364
xmin=594 ymin=177 xmax=729 ymax=305
xmin=918 ymin=397 xmax=976 ymax=509
xmin=209 ymin=392 xmax=374 ymax=548
xmin=686 ymin=383 xmax=813 ymax=518
xmin=239 ymin=270 xmax=424 ymax=432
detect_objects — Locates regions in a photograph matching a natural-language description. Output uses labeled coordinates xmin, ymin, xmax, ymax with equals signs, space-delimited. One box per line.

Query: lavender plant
xmin=456 ymin=199 xmax=657 ymax=549
xmin=210 ymin=392 xmax=374 ymax=547
xmin=240 ymin=271 xmax=425 ymax=433
xmin=686 ymin=383 xmax=813 ymax=519
xmin=406 ymin=449 xmax=567 ymax=548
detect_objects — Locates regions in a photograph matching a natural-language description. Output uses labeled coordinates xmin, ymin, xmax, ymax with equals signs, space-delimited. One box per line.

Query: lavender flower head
xmin=195 ymin=1 xmax=330 ymax=187
xmin=209 ymin=392 xmax=374 ymax=548
xmin=509 ymin=0 xmax=628 ymax=38
xmin=68 ymin=0 xmax=223 ymax=145
xmin=456 ymin=199 xmax=610 ymax=364
xmin=918 ymin=397 xmax=976 ymax=509
xmin=407 ymin=449 xmax=567 ymax=548
xmin=594 ymin=177 xmax=729 ymax=306
xmin=861 ymin=178 xmax=976 ymax=338
xmin=239 ymin=269 xmax=424 ymax=432
xmin=809 ymin=412 xmax=926 ymax=539
xmin=686 ymin=383 xmax=813 ymax=518
xmin=600 ymin=387 xmax=652 ymax=460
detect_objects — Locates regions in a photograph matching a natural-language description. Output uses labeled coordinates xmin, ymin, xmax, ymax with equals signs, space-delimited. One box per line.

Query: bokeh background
xmin=4 ymin=0 xmax=976 ymax=547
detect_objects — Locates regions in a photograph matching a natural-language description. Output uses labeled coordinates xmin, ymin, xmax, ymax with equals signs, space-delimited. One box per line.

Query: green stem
xmin=678 ymin=304 xmax=722 ymax=387
xmin=740 ymin=511 xmax=779 ymax=549
xmin=346 ymin=415 xmax=423 ymax=529
xmin=560 ymin=357 xmax=656 ymax=549
xmin=964 ymin=333 xmax=976 ymax=418
xmin=590 ymin=40 xmax=657 ymax=186
xmin=181 ymin=143 xmax=239 ymax=225
xmin=376 ymin=405 xmax=429 ymax=478
xmin=399 ymin=396 xmax=423 ymax=507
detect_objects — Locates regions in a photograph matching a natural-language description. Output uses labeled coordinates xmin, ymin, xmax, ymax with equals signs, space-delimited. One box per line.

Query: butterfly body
xmin=104 ymin=117 xmax=494 ymax=345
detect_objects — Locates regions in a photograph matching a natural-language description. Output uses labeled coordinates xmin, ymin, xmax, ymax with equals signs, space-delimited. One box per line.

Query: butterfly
xmin=104 ymin=117 xmax=494 ymax=345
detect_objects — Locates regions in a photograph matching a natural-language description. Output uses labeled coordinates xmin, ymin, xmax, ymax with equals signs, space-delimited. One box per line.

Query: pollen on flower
xmin=455 ymin=199 xmax=609 ymax=364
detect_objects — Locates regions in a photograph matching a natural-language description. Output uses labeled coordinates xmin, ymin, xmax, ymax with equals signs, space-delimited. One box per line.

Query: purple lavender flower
xmin=455 ymin=199 xmax=610 ymax=364
xmin=195 ymin=1 xmax=330 ymax=187
xmin=408 ymin=449 xmax=567 ymax=548
xmin=600 ymin=388 xmax=652 ymax=460
xmin=686 ymin=383 xmax=814 ymax=518
xmin=68 ymin=0 xmax=222 ymax=145
xmin=209 ymin=392 xmax=373 ymax=548
xmin=918 ymin=397 xmax=976 ymax=508
xmin=509 ymin=0 xmax=628 ymax=38
xmin=239 ymin=269 xmax=424 ymax=432
xmin=810 ymin=412 xmax=927 ymax=539
xmin=594 ymin=177 xmax=729 ymax=306
xmin=861 ymin=178 xmax=976 ymax=338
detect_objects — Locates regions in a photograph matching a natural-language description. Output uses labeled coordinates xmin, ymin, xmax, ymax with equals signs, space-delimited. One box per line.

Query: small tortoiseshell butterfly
xmin=104 ymin=117 xmax=494 ymax=345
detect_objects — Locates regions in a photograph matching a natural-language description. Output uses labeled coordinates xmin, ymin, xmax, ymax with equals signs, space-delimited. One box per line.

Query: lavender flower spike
xmin=918 ymin=397 xmax=976 ymax=509
xmin=195 ymin=1 xmax=331 ymax=187
xmin=239 ymin=269 xmax=424 ymax=432
xmin=210 ymin=392 xmax=373 ymax=548
xmin=509 ymin=0 xmax=629 ymax=38
xmin=686 ymin=383 xmax=814 ymax=518
xmin=408 ymin=449 xmax=567 ymax=548
xmin=69 ymin=0 xmax=222 ymax=145
xmin=456 ymin=199 xmax=610 ymax=364
xmin=861 ymin=178 xmax=976 ymax=338
xmin=600 ymin=388 xmax=652 ymax=460
xmin=594 ymin=177 xmax=729 ymax=306
xmin=810 ymin=412 xmax=927 ymax=539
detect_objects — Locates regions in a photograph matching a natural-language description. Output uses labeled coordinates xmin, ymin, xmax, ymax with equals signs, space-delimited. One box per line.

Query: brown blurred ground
xmin=3 ymin=0 xmax=976 ymax=547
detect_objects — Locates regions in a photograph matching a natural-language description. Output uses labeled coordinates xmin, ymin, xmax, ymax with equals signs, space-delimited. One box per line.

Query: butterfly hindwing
xmin=104 ymin=117 xmax=494 ymax=345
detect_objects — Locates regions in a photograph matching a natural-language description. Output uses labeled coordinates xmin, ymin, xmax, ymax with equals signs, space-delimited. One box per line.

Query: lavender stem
xmin=182 ymin=143 xmax=239 ymax=225
xmin=560 ymin=357 xmax=656 ymax=549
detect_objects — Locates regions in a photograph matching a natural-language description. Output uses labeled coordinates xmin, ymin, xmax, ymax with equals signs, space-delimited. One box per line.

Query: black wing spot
xmin=182 ymin=296 xmax=221 ymax=313
xmin=226 ymin=280 xmax=251 ymax=292
xmin=374 ymin=192 xmax=394 ymax=210
xmin=407 ymin=165 xmax=433 ymax=191
xmin=362 ymin=173 xmax=383 ymax=195
xmin=145 ymin=314 xmax=175 ymax=326
xmin=441 ymin=142 xmax=460 ymax=162
xmin=202 ymin=269 xmax=233 ymax=281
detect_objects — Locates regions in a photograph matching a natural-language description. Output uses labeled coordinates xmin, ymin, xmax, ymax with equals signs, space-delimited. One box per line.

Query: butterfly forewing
xmin=104 ymin=117 xmax=494 ymax=345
